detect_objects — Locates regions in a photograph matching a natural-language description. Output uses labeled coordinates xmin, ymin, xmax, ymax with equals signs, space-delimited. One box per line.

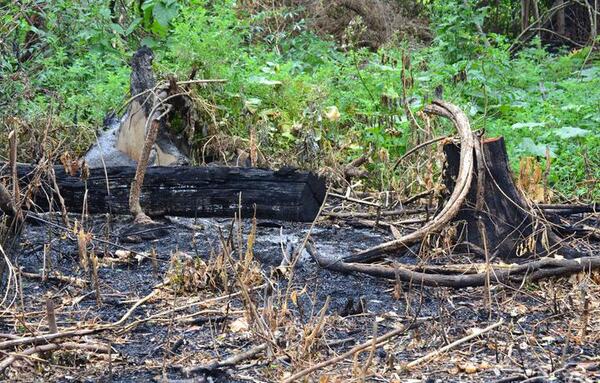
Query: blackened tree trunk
xmin=443 ymin=137 xmax=560 ymax=260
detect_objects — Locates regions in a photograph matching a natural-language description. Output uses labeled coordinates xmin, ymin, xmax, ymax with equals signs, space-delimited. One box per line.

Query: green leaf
xmin=511 ymin=122 xmax=545 ymax=129
xmin=518 ymin=138 xmax=555 ymax=157
xmin=110 ymin=23 xmax=125 ymax=35
xmin=125 ymin=17 xmax=142 ymax=35
xmin=555 ymin=126 xmax=589 ymax=139
xmin=153 ymin=1 xmax=178 ymax=28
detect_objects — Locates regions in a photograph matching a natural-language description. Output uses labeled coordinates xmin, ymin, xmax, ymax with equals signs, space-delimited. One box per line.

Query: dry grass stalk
xmin=76 ymin=223 xmax=90 ymax=272
xmin=301 ymin=296 xmax=330 ymax=356
xmin=0 ymin=244 xmax=19 ymax=315
xmin=45 ymin=298 xmax=57 ymax=334
xmin=282 ymin=320 xmax=413 ymax=383
xmin=359 ymin=321 xmax=379 ymax=381
xmin=405 ymin=319 xmax=503 ymax=369
xmin=8 ymin=130 xmax=20 ymax=218
xmin=150 ymin=246 xmax=158 ymax=278
xmin=90 ymin=252 xmax=101 ymax=306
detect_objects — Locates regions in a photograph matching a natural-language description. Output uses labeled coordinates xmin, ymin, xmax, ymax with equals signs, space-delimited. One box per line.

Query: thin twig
xmin=405 ymin=319 xmax=503 ymax=369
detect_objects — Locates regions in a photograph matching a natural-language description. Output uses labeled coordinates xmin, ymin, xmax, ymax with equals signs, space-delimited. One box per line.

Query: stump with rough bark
xmin=442 ymin=136 xmax=549 ymax=260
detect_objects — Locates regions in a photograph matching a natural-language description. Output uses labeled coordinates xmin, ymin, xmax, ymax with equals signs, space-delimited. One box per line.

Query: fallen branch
xmin=183 ymin=343 xmax=268 ymax=377
xmin=0 ymin=341 xmax=111 ymax=373
xmin=0 ymin=328 xmax=103 ymax=351
xmin=313 ymin=244 xmax=600 ymax=288
xmin=20 ymin=270 xmax=88 ymax=288
xmin=323 ymin=208 xmax=425 ymax=219
xmin=538 ymin=203 xmax=598 ymax=215
xmin=329 ymin=192 xmax=380 ymax=207
xmin=405 ymin=319 xmax=503 ymax=369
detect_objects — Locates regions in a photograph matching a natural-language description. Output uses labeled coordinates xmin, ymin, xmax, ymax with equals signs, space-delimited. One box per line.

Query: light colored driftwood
xmin=345 ymin=101 xmax=475 ymax=263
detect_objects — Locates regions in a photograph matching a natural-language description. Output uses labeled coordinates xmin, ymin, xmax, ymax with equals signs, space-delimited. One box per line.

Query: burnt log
xmin=10 ymin=165 xmax=326 ymax=222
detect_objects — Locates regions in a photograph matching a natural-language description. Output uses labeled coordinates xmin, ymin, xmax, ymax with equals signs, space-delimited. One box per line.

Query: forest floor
xmin=2 ymin=201 xmax=599 ymax=383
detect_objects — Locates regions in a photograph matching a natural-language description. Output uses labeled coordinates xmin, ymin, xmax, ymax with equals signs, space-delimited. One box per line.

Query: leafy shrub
xmin=0 ymin=0 xmax=597 ymax=199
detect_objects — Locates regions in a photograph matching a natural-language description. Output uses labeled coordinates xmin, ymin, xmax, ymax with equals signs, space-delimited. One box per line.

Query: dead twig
xmin=0 ymin=341 xmax=111 ymax=373
xmin=405 ymin=319 xmax=503 ymax=369
xmin=392 ymin=135 xmax=448 ymax=171
xmin=0 ymin=328 xmax=103 ymax=351
xmin=281 ymin=320 xmax=417 ymax=383
xmin=182 ymin=343 xmax=268 ymax=377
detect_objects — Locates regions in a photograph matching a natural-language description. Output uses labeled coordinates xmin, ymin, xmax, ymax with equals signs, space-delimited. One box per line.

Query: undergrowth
xmin=0 ymin=0 xmax=598 ymax=199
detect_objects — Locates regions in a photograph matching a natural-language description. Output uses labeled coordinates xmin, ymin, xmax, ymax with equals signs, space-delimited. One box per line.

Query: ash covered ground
xmin=2 ymin=212 xmax=599 ymax=382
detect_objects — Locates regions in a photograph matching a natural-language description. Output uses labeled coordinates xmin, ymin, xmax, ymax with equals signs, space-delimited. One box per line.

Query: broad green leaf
xmin=511 ymin=122 xmax=545 ymax=129
xmin=153 ymin=1 xmax=178 ymax=27
xmin=555 ymin=126 xmax=589 ymax=139
xmin=518 ymin=138 xmax=555 ymax=157
xmin=125 ymin=17 xmax=142 ymax=35
xmin=110 ymin=23 xmax=125 ymax=35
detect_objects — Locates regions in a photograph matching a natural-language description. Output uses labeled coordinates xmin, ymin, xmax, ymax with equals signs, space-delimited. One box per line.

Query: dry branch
xmin=0 ymin=341 xmax=111 ymax=373
xmin=344 ymin=100 xmax=475 ymax=263
xmin=20 ymin=270 xmax=88 ymax=288
xmin=405 ymin=319 xmax=503 ymax=368
xmin=182 ymin=343 xmax=268 ymax=377
xmin=315 ymin=249 xmax=600 ymax=288
xmin=0 ymin=328 xmax=103 ymax=351
xmin=281 ymin=320 xmax=418 ymax=383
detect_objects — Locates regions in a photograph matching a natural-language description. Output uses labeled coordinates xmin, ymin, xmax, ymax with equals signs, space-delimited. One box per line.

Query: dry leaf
xmin=115 ymin=250 xmax=131 ymax=259
xmin=457 ymin=361 xmax=478 ymax=374
xmin=324 ymin=106 xmax=341 ymax=122
xmin=390 ymin=225 xmax=402 ymax=240
xmin=229 ymin=317 xmax=249 ymax=333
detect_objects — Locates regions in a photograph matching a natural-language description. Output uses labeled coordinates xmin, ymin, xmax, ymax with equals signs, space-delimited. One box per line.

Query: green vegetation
xmin=1 ymin=0 xmax=598 ymax=198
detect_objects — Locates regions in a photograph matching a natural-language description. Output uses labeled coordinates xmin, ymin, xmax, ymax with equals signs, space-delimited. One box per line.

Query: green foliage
xmin=0 ymin=0 xmax=598 ymax=199
xmin=430 ymin=0 xmax=489 ymax=62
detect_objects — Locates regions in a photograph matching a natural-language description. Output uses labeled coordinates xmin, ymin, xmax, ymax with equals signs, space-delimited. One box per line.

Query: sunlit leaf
xmin=555 ymin=126 xmax=589 ymax=139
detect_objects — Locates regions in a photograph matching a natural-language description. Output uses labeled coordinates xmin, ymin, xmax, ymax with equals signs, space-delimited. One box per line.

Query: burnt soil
xmin=1 ymin=210 xmax=599 ymax=383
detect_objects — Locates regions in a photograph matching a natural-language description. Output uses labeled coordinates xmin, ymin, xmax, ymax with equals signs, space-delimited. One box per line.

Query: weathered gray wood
xmin=12 ymin=165 xmax=326 ymax=222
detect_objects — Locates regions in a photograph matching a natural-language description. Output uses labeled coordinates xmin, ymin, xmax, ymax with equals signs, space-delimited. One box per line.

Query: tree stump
xmin=322 ymin=101 xmax=593 ymax=287
xmin=442 ymin=137 xmax=548 ymax=260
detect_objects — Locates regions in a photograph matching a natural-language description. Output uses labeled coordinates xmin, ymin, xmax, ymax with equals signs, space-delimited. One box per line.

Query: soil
xmin=2 ymin=209 xmax=599 ymax=382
